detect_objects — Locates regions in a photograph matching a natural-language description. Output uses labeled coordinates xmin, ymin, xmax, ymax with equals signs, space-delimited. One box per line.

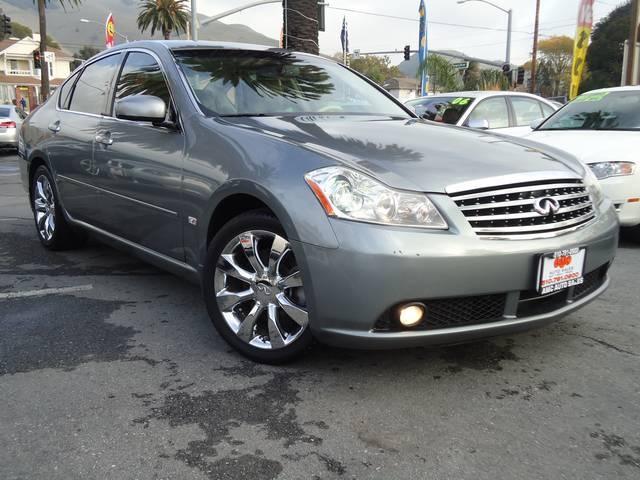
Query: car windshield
xmin=539 ymin=90 xmax=640 ymax=131
xmin=406 ymin=96 xmax=474 ymax=123
xmin=173 ymin=49 xmax=410 ymax=118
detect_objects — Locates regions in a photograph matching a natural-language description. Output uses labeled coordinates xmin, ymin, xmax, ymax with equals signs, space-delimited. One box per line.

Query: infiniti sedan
xmin=19 ymin=41 xmax=618 ymax=363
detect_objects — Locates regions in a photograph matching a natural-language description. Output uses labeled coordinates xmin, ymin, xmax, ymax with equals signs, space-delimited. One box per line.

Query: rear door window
xmin=69 ymin=53 xmax=122 ymax=115
xmin=511 ymin=97 xmax=544 ymax=126
xmin=466 ymin=97 xmax=509 ymax=129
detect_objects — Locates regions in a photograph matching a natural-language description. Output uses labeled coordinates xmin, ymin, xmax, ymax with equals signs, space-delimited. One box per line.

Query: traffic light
xmin=517 ymin=67 xmax=525 ymax=85
xmin=404 ymin=45 xmax=411 ymax=61
xmin=502 ymin=63 xmax=511 ymax=74
xmin=1 ymin=15 xmax=11 ymax=38
xmin=33 ymin=50 xmax=41 ymax=69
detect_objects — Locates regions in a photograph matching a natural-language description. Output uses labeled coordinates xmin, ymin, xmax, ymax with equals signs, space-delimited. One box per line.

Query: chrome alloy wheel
xmin=33 ymin=175 xmax=56 ymax=242
xmin=214 ymin=230 xmax=308 ymax=349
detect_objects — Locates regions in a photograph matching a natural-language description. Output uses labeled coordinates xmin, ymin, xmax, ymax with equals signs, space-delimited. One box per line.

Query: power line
xmin=326 ymin=6 xmax=534 ymax=35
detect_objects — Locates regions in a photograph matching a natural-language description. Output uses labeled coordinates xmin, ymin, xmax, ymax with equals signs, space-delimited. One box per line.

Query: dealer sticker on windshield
xmin=538 ymin=248 xmax=586 ymax=294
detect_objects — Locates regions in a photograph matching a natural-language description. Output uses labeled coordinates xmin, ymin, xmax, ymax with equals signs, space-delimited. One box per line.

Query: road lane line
xmin=0 ymin=284 xmax=94 ymax=299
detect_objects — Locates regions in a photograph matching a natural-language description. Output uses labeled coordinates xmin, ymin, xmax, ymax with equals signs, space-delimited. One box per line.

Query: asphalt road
xmin=1 ymin=152 xmax=639 ymax=480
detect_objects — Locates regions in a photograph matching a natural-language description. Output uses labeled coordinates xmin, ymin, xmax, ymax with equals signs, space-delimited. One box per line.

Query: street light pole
xmin=457 ymin=0 xmax=511 ymax=65
xmin=191 ymin=0 xmax=198 ymax=41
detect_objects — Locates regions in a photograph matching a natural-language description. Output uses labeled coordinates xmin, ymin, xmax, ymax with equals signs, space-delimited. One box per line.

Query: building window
xmin=9 ymin=59 xmax=18 ymax=71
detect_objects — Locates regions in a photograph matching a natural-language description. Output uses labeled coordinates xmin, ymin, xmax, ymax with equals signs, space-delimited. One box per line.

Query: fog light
xmin=399 ymin=303 xmax=425 ymax=327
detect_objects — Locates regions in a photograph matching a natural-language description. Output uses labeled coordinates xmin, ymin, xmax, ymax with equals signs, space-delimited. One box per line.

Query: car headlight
xmin=583 ymin=167 xmax=605 ymax=206
xmin=305 ymin=166 xmax=448 ymax=229
xmin=588 ymin=161 xmax=635 ymax=180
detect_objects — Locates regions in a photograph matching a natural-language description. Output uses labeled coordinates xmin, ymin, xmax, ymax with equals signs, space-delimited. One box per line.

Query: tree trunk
xmin=37 ymin=0 xmax=49 ymax=103
xmin=282 ymin=0 xmax=319 ymax=54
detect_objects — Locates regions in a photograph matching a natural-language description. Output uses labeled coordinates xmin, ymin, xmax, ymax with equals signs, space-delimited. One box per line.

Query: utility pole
xmin=530 ymin=0 xmax=540 ymax=94
xmin=626 ymin=0 xmax=640 ymax=85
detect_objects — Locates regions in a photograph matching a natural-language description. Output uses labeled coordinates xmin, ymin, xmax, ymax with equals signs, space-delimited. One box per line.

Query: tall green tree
xmin=418 ymin=54 xmax=462 ymax=93
xmin=582 ymin=1 xmax=632 ymax=92
xmin=137 ymin=0 xmax=189 ymax=40
xmin=465 ymin=68 xmax=509 ymax=91
xmin=35 ymin=0 xmax=82 ymax=102
xmin=349 ymin=55 xmax=401 ymax=85
xmin=72 ymin=45 xmax=102 ymax=70
xmin=282 ymin=0 xmax=319 ymax=55
xmin=537 ymin=35 xmax=573 ymax=97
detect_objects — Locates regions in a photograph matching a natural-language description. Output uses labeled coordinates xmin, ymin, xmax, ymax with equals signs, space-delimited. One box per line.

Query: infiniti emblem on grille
xmin=533 ymin=197 xmax=561 ymax=216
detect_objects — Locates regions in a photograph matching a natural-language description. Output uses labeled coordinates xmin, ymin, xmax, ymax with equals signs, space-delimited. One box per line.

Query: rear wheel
xmin=203 ymin=212 xmax=311 ymax=363
xmin=31 ymin=165 xmax=86 ymax=250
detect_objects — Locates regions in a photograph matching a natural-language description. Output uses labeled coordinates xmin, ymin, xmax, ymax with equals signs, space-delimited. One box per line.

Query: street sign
xmin=353 ymin=49 xmax=360 ymax=59
xmin=452 ymin=61 xmax=469 ymax=70
xmin=44 ymin=51 xmax=55 ymax=63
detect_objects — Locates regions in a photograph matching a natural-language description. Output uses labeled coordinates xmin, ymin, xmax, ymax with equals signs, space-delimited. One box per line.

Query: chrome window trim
xmin=446 ymin=171 xmax=582 ymax=195
xmin=57 ymin=174 xmax=178 ymax=216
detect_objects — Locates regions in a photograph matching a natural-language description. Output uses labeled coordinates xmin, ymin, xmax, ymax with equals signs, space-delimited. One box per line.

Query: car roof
xmin=106 ymin=40 xmax=322 ymax=59
xmin=578 ymin=85 xmax=640 ymax=94
xmin=405 ymin=90 xmax=553 ymax=104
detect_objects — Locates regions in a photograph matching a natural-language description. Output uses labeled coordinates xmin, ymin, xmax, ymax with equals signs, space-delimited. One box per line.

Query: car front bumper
xmin=599 ymin=174 xmax=640 ymax=227
xmin=295 ymin=199 xmax=619 ymax=349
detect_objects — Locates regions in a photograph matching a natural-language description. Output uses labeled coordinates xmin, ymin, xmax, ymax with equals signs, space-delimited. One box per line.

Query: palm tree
xmin=282 ymin=0 xmax=319 ymax=54
xmin=418 ymin=54 xmax=462 ymax=93
xmin=137 ymin=0 xmax=189 ymax=40
xmin=36 ymin=0 xmax=82 ymax=102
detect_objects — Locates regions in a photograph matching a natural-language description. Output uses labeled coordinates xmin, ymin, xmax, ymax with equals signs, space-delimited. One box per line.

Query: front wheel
xmin=203 ymin=212 xmax=312 ymax=363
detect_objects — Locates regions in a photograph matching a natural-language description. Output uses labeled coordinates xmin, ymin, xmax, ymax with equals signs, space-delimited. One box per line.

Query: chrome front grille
xmin=449 ymin=178 xmax=595 ymax=238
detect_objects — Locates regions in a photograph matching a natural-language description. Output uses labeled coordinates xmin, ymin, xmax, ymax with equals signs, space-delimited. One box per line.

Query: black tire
xmin=31 ymin=165 xmax=86 ymax=250
xmin=623 ymin=225 xmax=640 ymax=244
xmin=202 ymin=211 xmax=312 ymax=364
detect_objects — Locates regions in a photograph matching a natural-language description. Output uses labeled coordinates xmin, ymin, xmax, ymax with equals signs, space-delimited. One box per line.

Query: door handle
xmin=48 ymin=121 xmax=60 ymax=133
xmin=95 ymin=132 xmax=113 ymax=146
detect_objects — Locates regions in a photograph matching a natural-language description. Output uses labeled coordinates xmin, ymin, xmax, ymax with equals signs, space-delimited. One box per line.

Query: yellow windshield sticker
xmin=451 ymin=97 xmax=472 ymax=106
xmin=574 ymin=92 xmax=610 ymax=103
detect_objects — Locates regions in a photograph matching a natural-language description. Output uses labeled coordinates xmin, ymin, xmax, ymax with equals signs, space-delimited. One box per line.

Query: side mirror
xmin=115 ymin=95 xmax=167 ymax=124
xmin=530 ymin=118 xmax=544 ymax=130
xmin=467 ymin=118 xmax=490 ymax=130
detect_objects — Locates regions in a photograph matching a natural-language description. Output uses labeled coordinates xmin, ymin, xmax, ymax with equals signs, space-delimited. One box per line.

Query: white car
xmin=526 ymin=86 xmax=640 ymax=239
xmin=405 ymin=91 xmax=558 ymax=137
xmin=0 ymin=104 xmax=27 ymax=150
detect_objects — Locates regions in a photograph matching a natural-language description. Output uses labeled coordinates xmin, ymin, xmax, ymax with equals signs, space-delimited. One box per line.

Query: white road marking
xmin=0 ymin=284 xmax=94 ymax=300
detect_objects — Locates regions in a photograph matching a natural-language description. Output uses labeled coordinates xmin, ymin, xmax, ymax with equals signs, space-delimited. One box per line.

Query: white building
xmin=383 ymin=77 xmax=420 ymax=102
xmin=0 ymin=34 xmax=74 ymax=110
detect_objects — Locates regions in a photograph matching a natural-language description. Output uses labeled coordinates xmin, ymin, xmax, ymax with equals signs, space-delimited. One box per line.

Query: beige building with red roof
xmin=0 ymin=35 xmax=74 ymax=111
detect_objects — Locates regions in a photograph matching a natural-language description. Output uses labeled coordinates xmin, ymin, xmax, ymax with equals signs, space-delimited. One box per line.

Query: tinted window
xmin=0 ymin=107 xmax=11 ymax=118
xmin=69 ymin=54 xmax=121 ymax=115
xmin=540 ymin=90 xmax=640 ymax=131
xmin=174 ymin=50 xmax=409 ymax=117
xmin=467 ymin=97 xmax=509 ymax=129
xmin=409 ymin=96 xmax=474 ymax=122
xmin=511 ymin=97 xmax=544 ymax=126
xmin=114 ymin=52 xmax=171 ymax=114
xmin=58 ymin=73 xmax=78 ymax=110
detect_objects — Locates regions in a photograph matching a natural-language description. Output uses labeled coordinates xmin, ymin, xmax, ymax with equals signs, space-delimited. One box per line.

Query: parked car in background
xmin=0 ymin=104 xmax=27 ymax=150
xmin=527 ymin=86 xmax=640 ymax=241
xmin=405 ymin=91 xmax=558 ymax=137
xmin=19 ymin=41 xmax=618 ymax=363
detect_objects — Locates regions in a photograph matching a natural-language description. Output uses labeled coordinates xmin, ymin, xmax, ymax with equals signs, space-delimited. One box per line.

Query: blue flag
xmin=418 ymin=0 xmax=428 ymax=96
xmin=340 ymin=16 xmax=349 ymax=54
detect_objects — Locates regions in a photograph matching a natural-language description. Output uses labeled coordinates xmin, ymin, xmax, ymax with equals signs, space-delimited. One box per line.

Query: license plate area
xmin=537 ymin=248 xmax=586 ymax=295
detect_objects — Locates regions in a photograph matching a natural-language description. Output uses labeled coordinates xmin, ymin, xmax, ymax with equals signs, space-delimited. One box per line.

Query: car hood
xmin=221 ymin=115 xmax=585 ymax=193
xmin=526 ymin=129 xmax=640 ymax=165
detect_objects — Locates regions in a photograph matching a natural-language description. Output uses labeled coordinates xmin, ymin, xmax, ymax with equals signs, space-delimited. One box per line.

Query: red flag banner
xmin=105 ymin=13 xmax=115 ymax=49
